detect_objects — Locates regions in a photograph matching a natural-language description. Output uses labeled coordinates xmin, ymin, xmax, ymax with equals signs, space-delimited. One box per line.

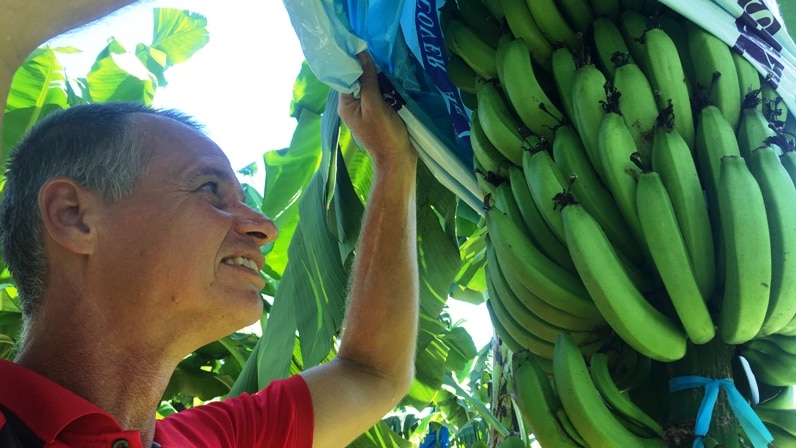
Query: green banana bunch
xmin=500 ymin=38 xmax=564 ymax=140
xmin=747 ymin=146 xmax=796 ymax=336
xmin=636 ymin=171 xmax=715 ymax=344
xmin=716 ymin=155 xmax=771 ymax=344
xmin=511 ymin=350 xmax=583 ymax=447
xmin=589 ymin=352 xmax=664 ymax=438
xmin=562 ymin=203 xmax=687 ymax=361
xmin=553 ymin=333 xmax=666 ymax=447
xmin=455 ymin=0 xmax=503 ymax=48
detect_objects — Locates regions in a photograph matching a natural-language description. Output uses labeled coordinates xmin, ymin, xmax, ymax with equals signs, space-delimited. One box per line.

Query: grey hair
xmin=0 ymin=102 xmax=203 ymax=321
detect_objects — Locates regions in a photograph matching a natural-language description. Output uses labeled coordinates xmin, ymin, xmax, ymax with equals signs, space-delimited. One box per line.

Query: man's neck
xmin=15 ymin=325 xmax=179 ymax=447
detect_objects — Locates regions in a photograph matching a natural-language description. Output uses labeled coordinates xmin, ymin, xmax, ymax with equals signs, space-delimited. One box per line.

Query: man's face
xmin=93 ymin=115 xmax=277 ymax=340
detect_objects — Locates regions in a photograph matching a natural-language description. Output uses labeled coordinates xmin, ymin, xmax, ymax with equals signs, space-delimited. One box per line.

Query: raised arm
xmin=300 ymin=52 xmax=420 ymax=447
xmin=0 ymin=0 xmax=136 ymax=154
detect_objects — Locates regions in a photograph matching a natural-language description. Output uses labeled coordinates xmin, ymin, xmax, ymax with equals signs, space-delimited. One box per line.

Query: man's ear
xmin=38 ymin=177 xmax=100 ymax=255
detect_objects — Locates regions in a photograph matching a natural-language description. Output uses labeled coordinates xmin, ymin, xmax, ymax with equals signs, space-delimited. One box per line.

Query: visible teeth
xmin=224 ymin=256 xmax=258 ymax=271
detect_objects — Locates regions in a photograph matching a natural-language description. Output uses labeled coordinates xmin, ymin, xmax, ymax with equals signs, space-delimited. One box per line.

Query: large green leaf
xmin=86 ymin=38 xmax=156 ymax=104
xmin=348 ymin=421 xmax=413 ymax=448
xmin=262 ymin=110 xmax=323 ymax=276
xmin=290 ymin=61 xmax=331 ymax=118
xmin=2 ymin=47 xmax=72 ymax=152
xmin=150 ymin=8 xmax=209 ymax=67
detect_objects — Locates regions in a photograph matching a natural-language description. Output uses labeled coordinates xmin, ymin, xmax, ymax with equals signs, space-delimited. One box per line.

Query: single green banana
xmin=470 ymin=109 xmax=511 ymax=179
xmin=487 ymin=282 xmax=556 ymax=359
xmin=474 ymin=157 xmax=499 ymax=198
xmin=475 ymin=79 xmax=525 ymax=166
xmin=757 ymin=383 xmax=795 ymax=410
xmin=597 ymin=111 xmax=645 ymax=246
xmin=747 ymin=146 xmax=796 ymax=336
xmin=524 ymin=0 xmax=578 ymax=49
xmin=613 ymin=344 xmax=652 ymax=392
xmin=495 ymin=33 xmax=512 ymax=87
xmin=562 ymin=203 xmax=687 ymax=361
xmin=552 ymin=125 xmax=644 ymax=266
xmin=590 ymin=352 xmax=664 ymax=437
xmin=651 ymin=121 xmax=715 ymax=302
xmin=765 ymin=423 xmax=796 ymax=448
xmin=486 ymin=299 xmax=527 ymax=354
xmin=592 ymin=17 xmax=631 ymax=80
xmin=507 ymin=165 xmax=575 ymax=271
xmin=487 ymin=207 xmax=602 ymax=320
xmin=732 ymin=51 xmax=762 ymax=108
xmin=446 ymin=53 xmax=478 ymax=94
xmin=656 ymin=13 xmax=696 ymax=99
xmin=612 ymin=57 xmax=658 ymax=166
xmin=445 ymin=18 xmax=499 ymax=80
xmin=456 ymin=0 xmax=503 ymax=48
xmin=553 ymin=333 xmax=666 ymax=447
xmin=494 ymin=180 xmax=531 ymax=234
xmin=756 ymin=334 xmax=796 ymax=356
xmin=694 ymin=107 xmax=741 ymax=287
xmin=483 ymin=0 xmax=505 ymax=21
xmin=571 ymin=63 xmax=609 ymax=177
xmin=555 ymin=0 xmax=594 ymax=33
xmin=501 ymin=0 xmax=554 ymax=72
xmin=501 ymin=38 xmax=564 ymax=140
xmin=737 ymin=105 xmax=777 ymax=158
xmin=643 ymin=27 xmax=695 ymax=151
xmin=618 ymin=10 xmax=652 ymax=78
xmin=756 ymin=408 xmax=796 ymax=437
xmin=687 ymin=21 xmax=741 ymax=129
xmin=555 ymin=407 xmax=589 ymax=446
xmin=553 ymin=48 xmax=581 ymax=119
xmin=523 ymin=149 xmax=568 ymax=244
xmin=511 ymin=350 xmax=583 ymax=447
xmin=636 ymin=172 xmax=715 ymax=344
xmin=588 ymin=0 xmax=619 ymax=21
xmin=781 ymin=150 xmax=796 ymax=184
xmin=497 ymin=435 xmax=526 ymax=448
xmin=717 ymin=155 xmax=771 ymax=344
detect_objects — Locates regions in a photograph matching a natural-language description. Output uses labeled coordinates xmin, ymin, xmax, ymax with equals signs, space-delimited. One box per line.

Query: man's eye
xmin=199 ymin=182 xmax=219 ymax=194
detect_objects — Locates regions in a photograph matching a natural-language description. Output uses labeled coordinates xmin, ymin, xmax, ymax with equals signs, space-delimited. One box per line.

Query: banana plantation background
xmin=0 ymin=7 xmax=506 ymax=448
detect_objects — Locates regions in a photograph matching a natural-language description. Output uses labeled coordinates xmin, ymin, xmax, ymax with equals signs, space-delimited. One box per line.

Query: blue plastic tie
xmin=669 ymin=376 xmax=773 ymax=448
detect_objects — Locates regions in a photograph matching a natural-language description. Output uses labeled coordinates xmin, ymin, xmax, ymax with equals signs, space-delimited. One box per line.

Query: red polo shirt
xmin=0 ymin=360 xmax=314 ymax=447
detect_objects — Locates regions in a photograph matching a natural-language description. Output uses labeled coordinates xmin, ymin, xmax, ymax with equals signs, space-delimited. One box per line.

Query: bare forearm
xmin=338 ymin=156 xmax=419 ymax=392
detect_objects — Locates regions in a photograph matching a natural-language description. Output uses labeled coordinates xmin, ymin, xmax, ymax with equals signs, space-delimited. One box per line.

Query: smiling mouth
xmin=222 ymin=256 xmax=260 ymax=272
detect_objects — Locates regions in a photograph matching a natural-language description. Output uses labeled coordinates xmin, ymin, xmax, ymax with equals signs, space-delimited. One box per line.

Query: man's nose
xmin=234 ymin=204 xmax=278 ymax=247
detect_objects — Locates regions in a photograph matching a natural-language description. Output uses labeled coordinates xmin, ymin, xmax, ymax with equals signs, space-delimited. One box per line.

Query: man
xmin=0 ymin=2 xmax=419 ymax=447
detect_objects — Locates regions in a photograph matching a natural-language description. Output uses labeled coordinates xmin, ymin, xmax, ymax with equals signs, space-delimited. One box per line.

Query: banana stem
xmin=665 ymin=338 xmax=741 ymax=448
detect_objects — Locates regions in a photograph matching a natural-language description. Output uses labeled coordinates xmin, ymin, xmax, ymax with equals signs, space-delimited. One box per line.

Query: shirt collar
xmin=0 ymin=359 xmax=124 ymax=442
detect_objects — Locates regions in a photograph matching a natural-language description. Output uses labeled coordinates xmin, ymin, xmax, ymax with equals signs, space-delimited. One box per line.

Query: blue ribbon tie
xmin=669 ymin=376 xmax=773 ymax=448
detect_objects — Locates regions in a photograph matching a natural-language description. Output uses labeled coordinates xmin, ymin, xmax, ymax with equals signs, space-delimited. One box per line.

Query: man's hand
xmin=337 ymin=52 xmax=416 ymax=169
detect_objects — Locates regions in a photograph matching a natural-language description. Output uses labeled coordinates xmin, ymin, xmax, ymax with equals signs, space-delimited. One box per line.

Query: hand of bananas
xmin=443 ymin=0 xmax=796 ymax=445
